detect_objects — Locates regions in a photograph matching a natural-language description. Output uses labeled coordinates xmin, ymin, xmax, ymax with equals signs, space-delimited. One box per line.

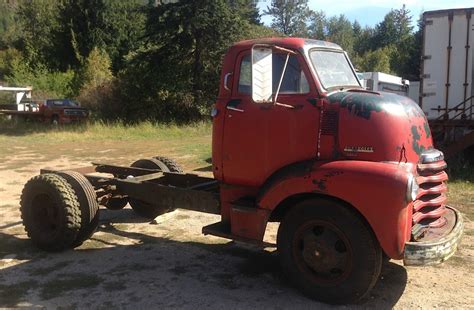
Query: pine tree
xmin=264 ymin=0 xmax=311 ymax=36
xmin=228 ymin=0 xmax=261 ymax=25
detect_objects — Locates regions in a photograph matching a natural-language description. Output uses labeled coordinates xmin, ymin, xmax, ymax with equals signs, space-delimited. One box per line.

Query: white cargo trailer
xmin=408 ymin=81 xmax=420 ymax=104
xmin=361 ymin=72 xmax=410 ymax=97
xmin=420 ymin=8 xmax=474 ymax=120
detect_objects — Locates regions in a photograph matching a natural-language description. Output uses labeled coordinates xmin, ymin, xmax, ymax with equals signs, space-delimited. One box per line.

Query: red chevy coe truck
xmin=19 ymin=38 xmax=463 ymax=304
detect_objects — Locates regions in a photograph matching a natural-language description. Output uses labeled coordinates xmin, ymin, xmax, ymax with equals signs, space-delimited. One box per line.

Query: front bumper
xmin=404 ymin=206 xmax=463 ymax=266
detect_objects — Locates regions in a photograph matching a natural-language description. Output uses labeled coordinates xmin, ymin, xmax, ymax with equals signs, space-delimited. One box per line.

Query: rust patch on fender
xmin=312 ymin=179 xmax=327 ymax=191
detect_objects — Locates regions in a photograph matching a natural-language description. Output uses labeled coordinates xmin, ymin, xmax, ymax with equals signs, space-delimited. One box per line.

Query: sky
xmin=257 ymin=0 xmax=474 ymax=28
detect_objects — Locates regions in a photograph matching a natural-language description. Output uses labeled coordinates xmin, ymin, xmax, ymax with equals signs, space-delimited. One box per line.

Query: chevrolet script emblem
xmin=343 ymin=146 xmax=374 ymax=153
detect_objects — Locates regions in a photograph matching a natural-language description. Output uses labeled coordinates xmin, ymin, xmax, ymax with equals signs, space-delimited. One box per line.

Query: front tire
xmin=277 ymin=198 xmax=382 ymax=304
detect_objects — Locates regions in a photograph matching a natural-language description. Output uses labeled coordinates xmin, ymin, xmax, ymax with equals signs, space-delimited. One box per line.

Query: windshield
xmin=309 ymin=50 xmax=360 ymax=90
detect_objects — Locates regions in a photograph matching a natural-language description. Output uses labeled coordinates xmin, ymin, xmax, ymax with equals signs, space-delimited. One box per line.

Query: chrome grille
xmin=412 ymin=149 xmax=448 ymax=239
xmin=64 ymin=109 xmax=87 ymax=116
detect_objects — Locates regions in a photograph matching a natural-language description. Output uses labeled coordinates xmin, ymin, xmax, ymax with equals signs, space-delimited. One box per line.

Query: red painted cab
xmin=211 ymin=38 xmax=463 ymax=304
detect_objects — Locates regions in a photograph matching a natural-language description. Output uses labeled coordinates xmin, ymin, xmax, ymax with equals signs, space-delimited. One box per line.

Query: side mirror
xmin=251 ymin=46 xmax=273 ymax=104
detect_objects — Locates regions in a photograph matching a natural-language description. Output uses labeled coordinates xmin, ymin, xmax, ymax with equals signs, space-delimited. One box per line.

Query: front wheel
xmin=277 ymin=198 xmax=382 ymax=304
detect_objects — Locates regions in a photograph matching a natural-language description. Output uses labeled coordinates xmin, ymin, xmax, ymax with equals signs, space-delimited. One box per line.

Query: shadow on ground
xmin=0 ymin=211 xmax=407 ymax=309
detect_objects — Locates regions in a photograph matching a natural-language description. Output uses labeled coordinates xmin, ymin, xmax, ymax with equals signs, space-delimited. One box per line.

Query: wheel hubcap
xmin=294 ymin=221 xmax=352 ymax=284
xmin=32 ymin=194 xmax=60 ymax=235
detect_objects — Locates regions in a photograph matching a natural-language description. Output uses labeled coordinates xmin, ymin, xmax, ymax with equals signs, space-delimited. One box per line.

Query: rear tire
xmin=277 ymin=198 xmax=382 ymax=304
xmin=54 ymin=171 xmax=99 ymax=246
xmin=131 ymin=158 xmax=170 ymax=173
xmin=129 ymin=158 xmax=173 ymax=219
xmin=153 ymin=156 xmax=184 ymax=173
xmin=20 ymin=174 xmax=81 ymax=251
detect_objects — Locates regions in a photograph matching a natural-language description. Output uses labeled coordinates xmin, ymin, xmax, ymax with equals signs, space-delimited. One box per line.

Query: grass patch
xmin=447 ymin=180 xmax=474 ymax=219
xmin=40 ymin=273 xmax=103 ymax=300
xmin=0 ymin=120 xmax=211 ymax=143
xmin=0 ymin=121 xmax=212 ymax=170
xmin=446 ymin=153 xmax=474 ymax=183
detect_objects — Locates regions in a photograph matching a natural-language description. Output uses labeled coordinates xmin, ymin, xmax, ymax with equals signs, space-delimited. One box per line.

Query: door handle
xmin=226 ymin=106 xmax=244 ymax=113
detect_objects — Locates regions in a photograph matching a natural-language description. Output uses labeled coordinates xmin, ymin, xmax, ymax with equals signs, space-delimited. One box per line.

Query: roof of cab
xmin=231 ymin=37 xmax=342 ymax=51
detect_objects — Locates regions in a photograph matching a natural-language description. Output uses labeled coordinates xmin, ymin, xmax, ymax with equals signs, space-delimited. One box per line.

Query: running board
xmin=202 ymin=222 xmax=276 ymax=248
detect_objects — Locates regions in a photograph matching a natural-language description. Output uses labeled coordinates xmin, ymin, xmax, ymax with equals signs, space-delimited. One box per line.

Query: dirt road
xmin=0 ymin=141 xmax=473 ymax=309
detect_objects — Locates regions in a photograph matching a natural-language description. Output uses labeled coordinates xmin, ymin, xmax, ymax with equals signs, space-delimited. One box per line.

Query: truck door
xmin=222 ymin=50 xmax=320 ymax=187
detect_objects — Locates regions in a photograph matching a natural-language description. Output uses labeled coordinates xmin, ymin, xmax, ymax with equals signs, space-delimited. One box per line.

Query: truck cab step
xmin=202 ymin=221 xmax=275 ymax=248
xmin=230 ymin=197 xmax=258 ymax=212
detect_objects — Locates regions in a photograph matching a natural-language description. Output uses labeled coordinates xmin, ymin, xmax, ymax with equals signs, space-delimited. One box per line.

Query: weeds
xmin=0 ymin=119 xmax=211 ymax=142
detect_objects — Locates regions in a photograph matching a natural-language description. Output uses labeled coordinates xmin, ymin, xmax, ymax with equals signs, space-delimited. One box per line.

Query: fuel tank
xmin=324 ymin=89 xmax=432 ymax=163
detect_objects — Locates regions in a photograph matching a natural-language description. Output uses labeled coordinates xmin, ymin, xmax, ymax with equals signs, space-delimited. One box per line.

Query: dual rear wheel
xmin=116 ymin=156 xmax=183 ymax=219
xmin=19 ymin=156 xmax=183 ymax=250
xmin=20 ymin=171 xmax=99 ymax=251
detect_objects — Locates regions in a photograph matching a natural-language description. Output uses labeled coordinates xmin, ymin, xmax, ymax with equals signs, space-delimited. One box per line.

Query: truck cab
xmin=211 ymin=38 xmax=462 ymax=301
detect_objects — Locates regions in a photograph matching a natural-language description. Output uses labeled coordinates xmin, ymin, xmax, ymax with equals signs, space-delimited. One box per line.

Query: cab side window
xmin=238 ymin=53 xmax=309 ymax=95
xmin=238 ymin=55 xmax=252 ymax=94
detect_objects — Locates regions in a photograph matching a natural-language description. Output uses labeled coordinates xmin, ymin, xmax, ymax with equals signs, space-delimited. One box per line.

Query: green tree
xmin=0 ymin=0 xmax=19 ymax=49
xmin=5 ymin=57 xmax=75 ymax=98
xmin=353 ymin=26 xmax=375 ymax=56
xmin=369 ymin=5 xmax=417 ymax=78
xmin=373 ymin=5 xmax=413 ymax=49
xmin=116 ymin=0 xmax=272 ymax=122
xmin=308 ymin=10 xmax=327 ymax=39
xmin=54 ymin=0 xmax=146 ymax=72
xmin=308 ymin=13 xmax=358 ymax=56
xmin=16 ymin=0 xmax=61 ymax=69
xmin=401 ymin=16 xmax=422 ymax=80
xmin=76 ymin=47 xmax=114 ymax=113
xmin=326 ymin=15 xmax=355 ymax=56
xmin=80 ymin=47 xmax=113 ymax=89
xmin=354 ymin=46 xmax=394 ymax=73
xmin=0 ymin=48 xmax=22 ymax=81
xmin=228 ymin=0 xmax=261 ymax=24
xmin=264 ymin=0 xmax=311 ymax=36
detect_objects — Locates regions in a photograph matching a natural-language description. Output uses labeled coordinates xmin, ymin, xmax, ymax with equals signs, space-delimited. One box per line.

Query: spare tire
xmin=128 ymin=158 xmax=173 ymax=219
xmin=20 ymin=174 xmax=81 ymax=251
xmin=54 ymin=171 xmax=99 ymax=246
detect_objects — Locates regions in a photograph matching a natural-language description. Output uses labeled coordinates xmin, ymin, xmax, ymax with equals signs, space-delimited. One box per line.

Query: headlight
xmin=406 ymin=174 xmax=419 ymax=202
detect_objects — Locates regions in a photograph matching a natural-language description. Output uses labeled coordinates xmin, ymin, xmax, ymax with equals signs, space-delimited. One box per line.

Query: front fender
xmin=258 ymin=160 xmax=414 ymax=259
